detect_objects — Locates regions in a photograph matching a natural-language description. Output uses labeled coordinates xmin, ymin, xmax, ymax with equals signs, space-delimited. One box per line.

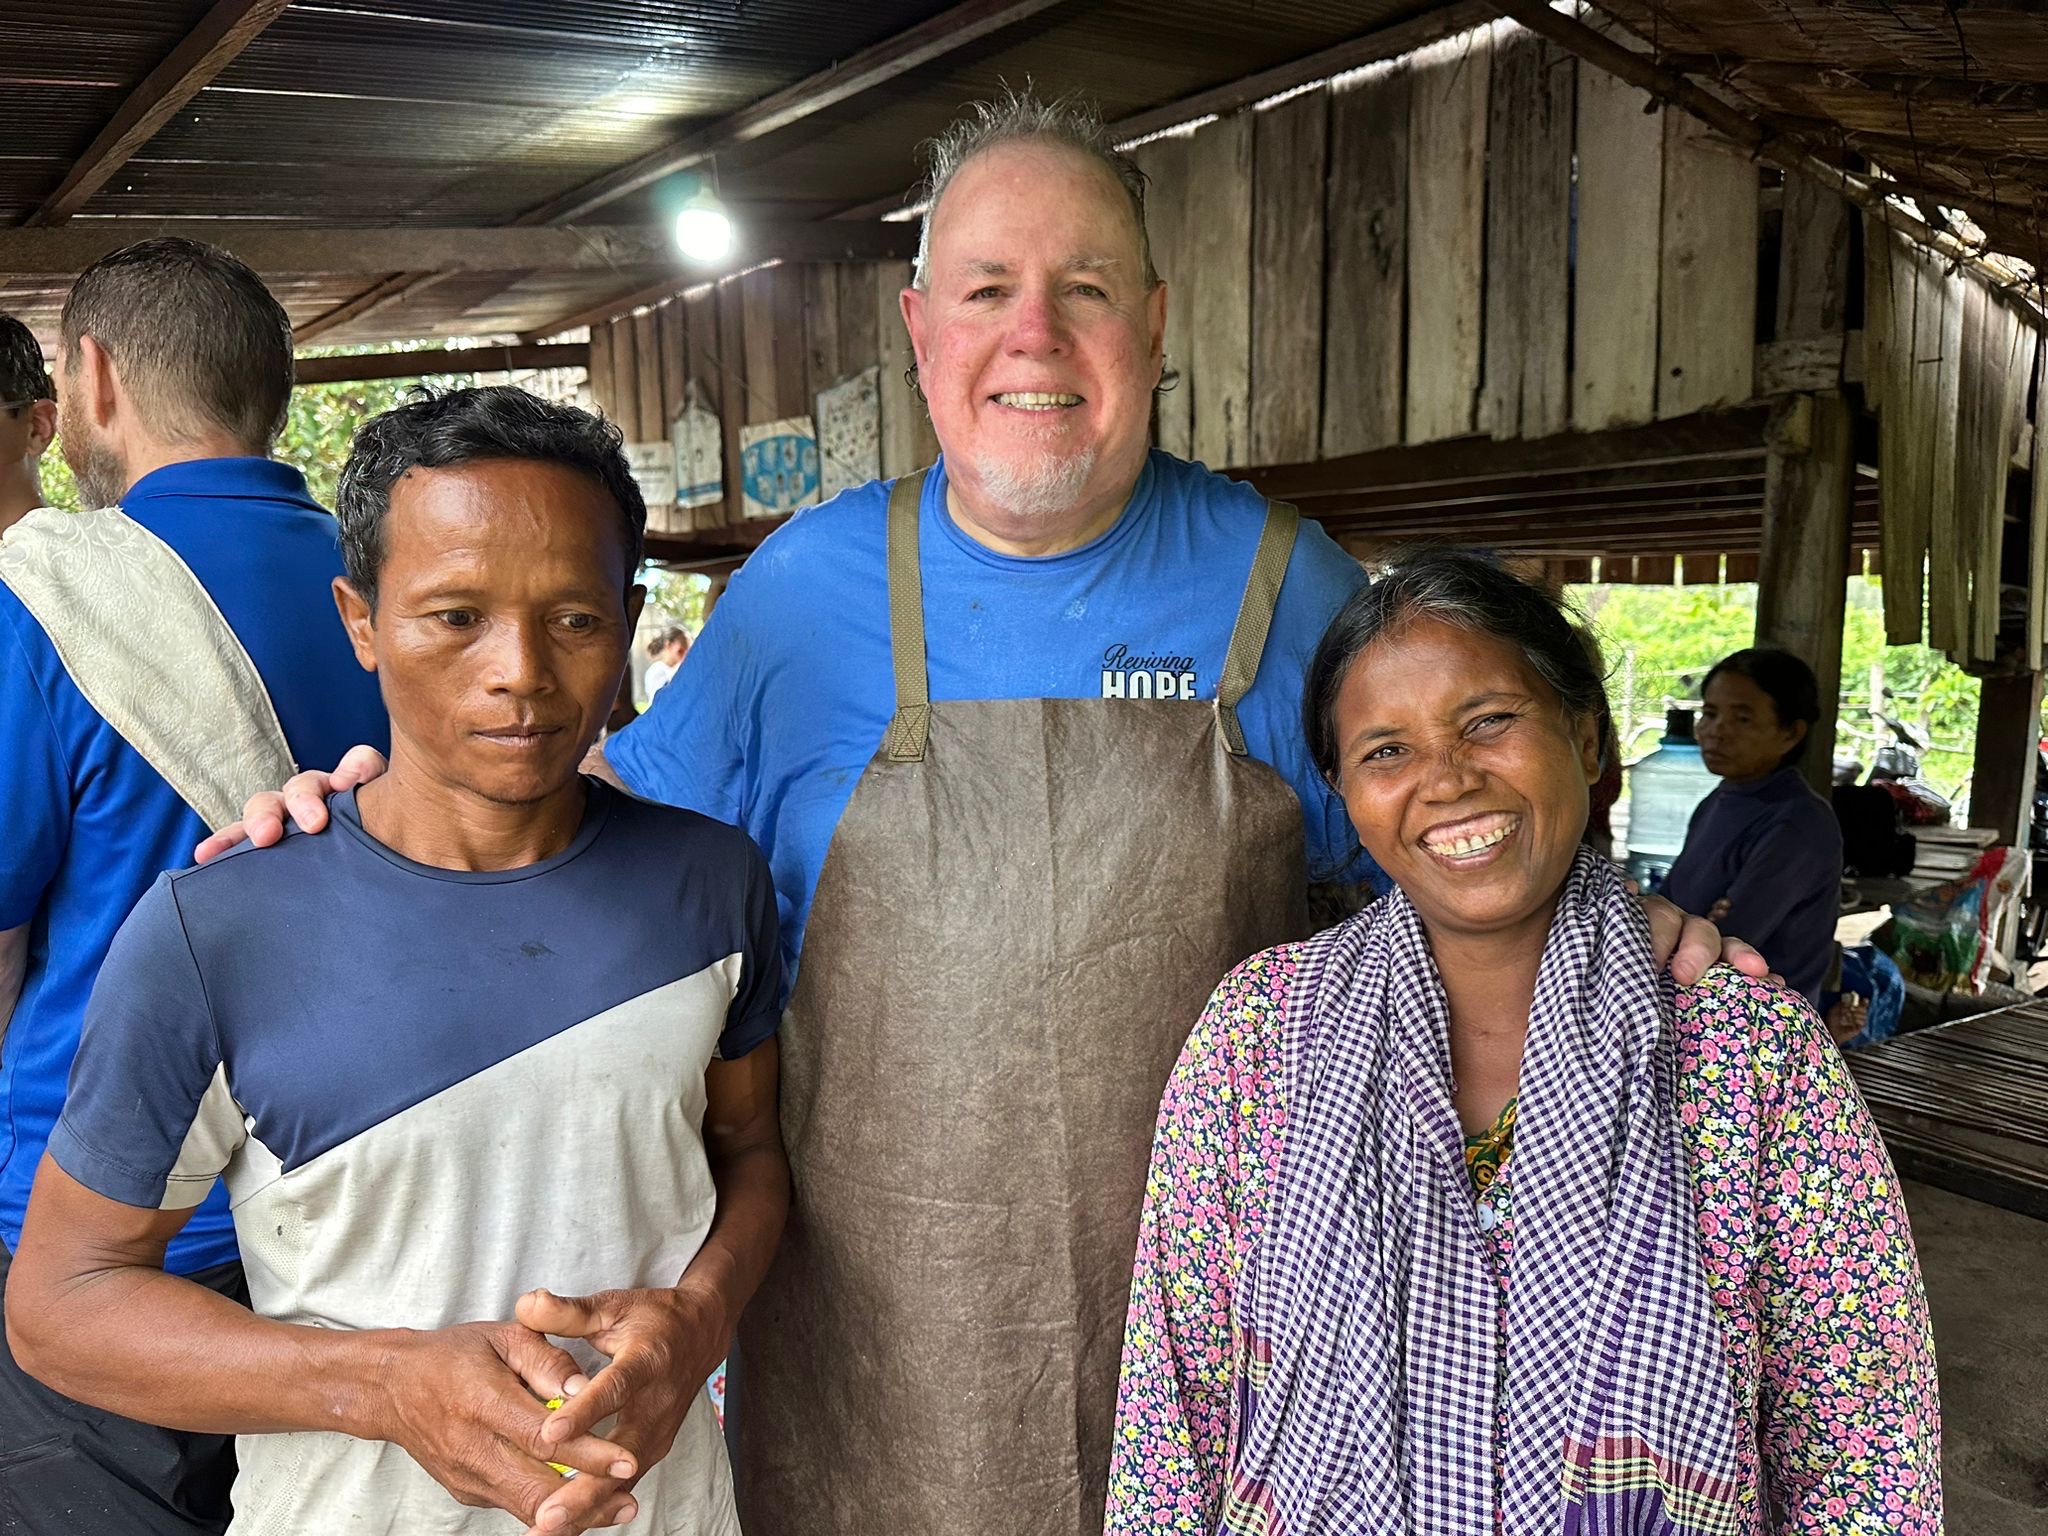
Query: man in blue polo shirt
xmin=0 ymin=238 xmax=387 ymax=1534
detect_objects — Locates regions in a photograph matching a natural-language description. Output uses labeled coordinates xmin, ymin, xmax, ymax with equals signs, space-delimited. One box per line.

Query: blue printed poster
xmin=739 ymin=416 xmax=820 ymax=520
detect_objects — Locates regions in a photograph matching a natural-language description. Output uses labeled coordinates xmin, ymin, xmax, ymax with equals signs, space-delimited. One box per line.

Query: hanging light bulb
xmin=675 ymin=184 xmax=734 ymax=264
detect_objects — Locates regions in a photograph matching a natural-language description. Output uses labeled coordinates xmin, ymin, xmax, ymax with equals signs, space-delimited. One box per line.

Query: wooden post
xmin=1185 ymin=112 xmax=1254 ymax=469
xmin=1250 ymin=88 xmax=1328 ymax=463
xmin=1480 ymin=27 xmax=1572 ymax=439
xmin=1968 ymin=670 xmax=2044 ymax=847
xmin=1322 ymin=68 xmax=1409 ymax=459
xmin=1755 ymin=392 xmax=1854 ymax=793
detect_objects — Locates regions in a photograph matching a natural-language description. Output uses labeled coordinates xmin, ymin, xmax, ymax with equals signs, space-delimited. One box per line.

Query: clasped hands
xmin=382 ymin=1282 xmax=729 ymax=1535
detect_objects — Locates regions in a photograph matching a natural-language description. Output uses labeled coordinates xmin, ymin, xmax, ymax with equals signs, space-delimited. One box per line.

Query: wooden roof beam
xmin=291 ymin=342 xmax=589 ymax=387
xmin=0 ymin=221 xmax=918 ymax=277
xmin=25 ymin=0 xmax=290 ymax=228
xmin=1482 ymin=0 xmax=2044 ymax=302
xmin=832 ymin=0 xmax=1498 ymax=222
xmin=298 ymin=0 xmax=1066 ymax=342
xmin=1233 ymin=406 xmax=1772 ymax=502
xmin=515 ymin=0 xmax=1073 ymax=228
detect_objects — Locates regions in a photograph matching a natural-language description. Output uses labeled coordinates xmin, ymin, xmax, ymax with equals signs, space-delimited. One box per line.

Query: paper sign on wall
xmin=816 ymin=367 xmax=881 ymax=503
xmin=673 ymin=405 xmax=723 ymax=511
xmin=626 ymin=442 xmax=677 ymax=531
xmin=738 ymin=417 xmax=820 ymax=521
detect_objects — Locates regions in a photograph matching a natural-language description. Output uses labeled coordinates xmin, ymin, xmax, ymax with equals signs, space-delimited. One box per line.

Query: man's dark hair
xmin=1702 ymin=646 xmax=1821 ymax=765
xmin=1303 ymin=546 xmax=1615 ymax=787
xmin=59 ymin=237 xmax=292 ymax=449
xmin=0 ymin=314 xmax=54 ymax=408
xmin=336 ymin=385 xmax=647 ymax=609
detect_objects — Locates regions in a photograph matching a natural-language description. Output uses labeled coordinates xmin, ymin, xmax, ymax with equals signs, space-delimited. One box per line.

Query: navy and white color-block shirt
xmin=52 ymin=781 xmax=778 ymax=1535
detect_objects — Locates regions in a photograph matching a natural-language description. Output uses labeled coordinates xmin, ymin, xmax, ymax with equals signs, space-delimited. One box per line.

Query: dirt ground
xmin=1904 ymin=1179 xmax=2048 ymax=1533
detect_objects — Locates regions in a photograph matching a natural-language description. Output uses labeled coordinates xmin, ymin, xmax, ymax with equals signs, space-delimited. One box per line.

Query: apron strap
xmin=882 ymin=470 xmax=932 ymax=761
xmin=880 ymin=475 xmax=1298 ymax=760
xmin=1214 ymin=500 xmax=1301 ymax=755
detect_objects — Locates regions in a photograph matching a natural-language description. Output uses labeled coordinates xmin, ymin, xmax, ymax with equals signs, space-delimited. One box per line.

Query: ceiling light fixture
xmin=675 ymin=184 xmax=734 ymax=264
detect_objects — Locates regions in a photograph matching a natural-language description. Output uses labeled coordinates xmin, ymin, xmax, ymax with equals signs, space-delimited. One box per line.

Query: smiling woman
xmin=1107 ymin=548 xmax=1943 ymax=1536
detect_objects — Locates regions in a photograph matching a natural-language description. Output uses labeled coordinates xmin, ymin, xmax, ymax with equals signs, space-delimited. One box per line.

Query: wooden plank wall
xmin=581 ymin=19 xmax=1788 ymax=566
xmin=586 ymin=259 xmax=934 ymax=535
xmin=1867 ymin=219 xmax=2047 ymax=662
xmin=1129 ymin=17 xmax=1764 ymax=470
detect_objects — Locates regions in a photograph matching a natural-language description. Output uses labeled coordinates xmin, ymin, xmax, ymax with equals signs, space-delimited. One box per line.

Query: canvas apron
xmin=736 ymin=472 xmax=1312 ymax=1535
xmin=0 ymin=505 xmax=294 ymax=831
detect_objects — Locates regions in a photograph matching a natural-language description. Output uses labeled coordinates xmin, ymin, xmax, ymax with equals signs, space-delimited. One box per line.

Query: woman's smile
xmin=1419 ymin=810 xmax=1522 ymax=864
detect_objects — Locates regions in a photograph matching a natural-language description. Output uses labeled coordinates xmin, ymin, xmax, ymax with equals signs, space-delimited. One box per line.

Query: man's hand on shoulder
xmin=1639 ymin=891 xmax=1772 ymax=987
xmin=377 ymin=1319 xmax=644 ymax=1533
xmin=515 ymin=1284 xmax=729 ymax=1533
xmin=193 ymin=744 xmax=389 ymax=863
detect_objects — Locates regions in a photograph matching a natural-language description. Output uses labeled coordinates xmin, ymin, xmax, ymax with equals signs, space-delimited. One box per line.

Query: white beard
xmin=969 ymin=444 xmax=1099 ymax=522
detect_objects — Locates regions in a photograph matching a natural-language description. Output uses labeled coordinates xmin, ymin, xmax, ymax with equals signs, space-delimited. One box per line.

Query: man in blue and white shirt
xmin=10 ymin=387 xmax=787 ymax=1536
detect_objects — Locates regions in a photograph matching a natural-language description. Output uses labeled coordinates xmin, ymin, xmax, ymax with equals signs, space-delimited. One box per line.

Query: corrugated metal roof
xmin=2 ymin=0 xmax=1451 ymax=342
xmin=1594 ymin=0 xmax=2048 ymax=263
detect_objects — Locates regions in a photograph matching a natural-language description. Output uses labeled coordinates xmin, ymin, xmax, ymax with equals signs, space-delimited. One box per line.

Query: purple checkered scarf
xmin=1224 ymin=849 xmax=1745 ymax=1535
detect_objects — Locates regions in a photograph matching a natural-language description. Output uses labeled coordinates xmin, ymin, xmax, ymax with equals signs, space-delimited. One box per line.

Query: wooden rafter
xmin=1483 ymin=0 xmax=2046 ymax=304
xmin=25 ymin=0 xmax=290 ymax=228
xmin=516 ymin=0 xmax=1072 ymax=228
xmin=530 ymin=2 xmax=1500 ymax=343
xmin=520 ymin=275 xmax=727 ymax=345
xmin=291 ymin=343 xmax=589 ymax=386
xmin=295 ymin=0 xmax=1066 ymax=343
xmin=0 ymin=220 xmax=918 ymax=277
xmin=830 ymin=0 xmax=1497 ymax=222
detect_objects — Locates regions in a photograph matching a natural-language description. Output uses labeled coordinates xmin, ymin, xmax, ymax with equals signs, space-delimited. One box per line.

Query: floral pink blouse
xmin=1107 ymin=953 xmax=1942 ymax=1534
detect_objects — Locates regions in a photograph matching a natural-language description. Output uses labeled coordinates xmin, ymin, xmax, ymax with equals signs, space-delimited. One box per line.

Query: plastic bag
xmin=1874 ymin=847 xmax=2014 ymax=992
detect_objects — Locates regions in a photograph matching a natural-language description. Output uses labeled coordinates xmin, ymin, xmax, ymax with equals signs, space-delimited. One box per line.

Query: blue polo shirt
xmin=0 ymin=458 xmax=389 ymax=1273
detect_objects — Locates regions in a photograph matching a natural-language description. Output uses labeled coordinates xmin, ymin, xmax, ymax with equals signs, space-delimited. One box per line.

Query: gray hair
xmin=912 ymin=89 xmax=1158 ymax=290
xmin=1302 ymin=547 xmax=1616 ymax=786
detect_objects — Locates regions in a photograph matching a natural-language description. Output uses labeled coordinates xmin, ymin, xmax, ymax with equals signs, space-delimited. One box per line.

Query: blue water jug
xmin=1623 ymin=708 xmax=1718 ymax=892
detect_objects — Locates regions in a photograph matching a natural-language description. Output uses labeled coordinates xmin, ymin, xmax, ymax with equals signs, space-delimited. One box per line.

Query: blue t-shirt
xmin=606 ymin=451 xmax=1377 ymax=981
xmin=1663 ymin=766 xmax=1843 ymax=1005
xmin=50 ymin=782 xmax=777 ymax=1532
xmin=0 ymin=458 xmax=389 ymax=1272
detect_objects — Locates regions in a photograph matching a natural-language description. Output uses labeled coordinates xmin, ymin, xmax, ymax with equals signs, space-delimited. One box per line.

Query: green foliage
xmin=642 ymin=567 xmax=711 ymax=633
xmin=1575 ymin=576 xmax=1982 ymax=791
xmin=37 ymin=441 xmax=79 ymax=510
xmin=39 ymin=341 xmax=477 ymax=514
xmin=277 ymin=342 xmax=478 ymax=507
xmin=277 ymin=373 xmax=474 ymax=508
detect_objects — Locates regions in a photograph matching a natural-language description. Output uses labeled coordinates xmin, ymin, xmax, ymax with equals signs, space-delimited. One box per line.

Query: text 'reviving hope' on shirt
xmin=606 ymin=451 xmax=1379 ymax=979
xmin=51 ymin=782 xmax=779 ymax=1536
xmin=0 ymin=457 xmax=389 ymax=1273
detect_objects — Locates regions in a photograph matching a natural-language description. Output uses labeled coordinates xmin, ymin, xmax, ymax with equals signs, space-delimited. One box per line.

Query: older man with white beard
xmin=218 ymin=93 xmax=1750 ymax=1536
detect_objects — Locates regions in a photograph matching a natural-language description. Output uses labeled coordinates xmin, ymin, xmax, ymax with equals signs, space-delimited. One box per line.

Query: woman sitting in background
xmin=1105 ymin=551 xmax=1939 ymax=1536
xmin=1664 ymin=648 xmax=1843 ymax=1011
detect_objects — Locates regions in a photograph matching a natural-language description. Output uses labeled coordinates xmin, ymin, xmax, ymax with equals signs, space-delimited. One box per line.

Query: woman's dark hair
xmin=1701 ymin=647 xmax=1820 ymax=765
xmin=336 ymin=384 xmax=646 ymax=609
xmin=1303 ymin=547 xmax=1615 ymax=786
xmin=0 ymin=314 xmax=53 ymax=407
